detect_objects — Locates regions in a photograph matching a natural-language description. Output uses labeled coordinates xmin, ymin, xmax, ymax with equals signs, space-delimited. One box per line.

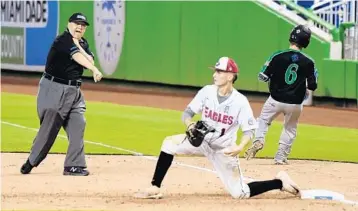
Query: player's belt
xmin=43 ymin=72 xmax=82 ymax=87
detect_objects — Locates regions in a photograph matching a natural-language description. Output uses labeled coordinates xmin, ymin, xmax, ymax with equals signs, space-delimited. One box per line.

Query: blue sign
xmin=1 ymin=0 xmax=59 ymax=71
xmin=26 ymin=1 xmax=59 ymax=65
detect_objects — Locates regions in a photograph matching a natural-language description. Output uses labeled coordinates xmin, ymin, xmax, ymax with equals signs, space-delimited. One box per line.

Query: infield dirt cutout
xmin=1 ymin=76 xmax=358 ymax=210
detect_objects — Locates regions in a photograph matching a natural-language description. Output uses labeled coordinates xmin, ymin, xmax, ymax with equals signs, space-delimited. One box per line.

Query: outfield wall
xmin=320 ymin=59 xmax=358 ymax=100
xmin=1 ymin=1 xmax=357 ymax=103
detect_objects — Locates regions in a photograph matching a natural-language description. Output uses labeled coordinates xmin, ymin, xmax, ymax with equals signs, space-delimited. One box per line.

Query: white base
xmin=300 ymin=189 xmax=358 ymax=205
xmin=300 ymin=189 xmax=345 ymax=200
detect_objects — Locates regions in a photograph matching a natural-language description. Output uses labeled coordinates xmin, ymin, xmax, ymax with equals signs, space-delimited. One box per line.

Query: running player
xmin=245 ymin=25 xmax=318 ymax=164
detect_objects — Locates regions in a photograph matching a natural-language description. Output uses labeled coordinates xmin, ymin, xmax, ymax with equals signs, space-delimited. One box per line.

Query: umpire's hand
xmin=93 ymin=68 xmax=103 ymax=82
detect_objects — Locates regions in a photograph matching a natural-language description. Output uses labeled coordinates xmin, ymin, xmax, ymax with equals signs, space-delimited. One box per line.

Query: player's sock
xmin=247 ymin=179 xmax=283 ymax=197
xmin=151 ymin=151 xmax=174 ymax=188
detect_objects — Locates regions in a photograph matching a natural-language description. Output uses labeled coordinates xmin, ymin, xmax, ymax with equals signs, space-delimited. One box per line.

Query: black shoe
xmin=63 ymin=166 xmax=90 ymax=176
xmin=20 ymin=159 xmax=33 ymax=174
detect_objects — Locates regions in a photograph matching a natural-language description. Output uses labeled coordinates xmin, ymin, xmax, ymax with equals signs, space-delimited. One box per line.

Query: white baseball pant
xmin=161 ymin=134 xmax=250 ymax=199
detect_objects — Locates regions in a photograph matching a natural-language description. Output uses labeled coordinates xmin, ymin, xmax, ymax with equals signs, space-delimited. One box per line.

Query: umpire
xmin=20 ymin=12 xmax=103 ymax=176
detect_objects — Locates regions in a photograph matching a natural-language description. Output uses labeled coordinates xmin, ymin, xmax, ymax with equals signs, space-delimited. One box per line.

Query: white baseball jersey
xmin=187 ymin=85 xmax=257 ymax=149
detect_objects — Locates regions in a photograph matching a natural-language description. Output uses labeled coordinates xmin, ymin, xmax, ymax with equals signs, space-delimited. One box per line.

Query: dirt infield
xmin=1 ymin=75 xmax=358 ymax=210
xmin=2 ymin=153 xmax=358 ymax=211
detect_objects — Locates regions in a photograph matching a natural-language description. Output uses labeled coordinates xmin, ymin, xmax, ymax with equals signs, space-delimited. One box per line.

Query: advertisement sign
xmin=1 ymin=0 xmax=59 ymax=71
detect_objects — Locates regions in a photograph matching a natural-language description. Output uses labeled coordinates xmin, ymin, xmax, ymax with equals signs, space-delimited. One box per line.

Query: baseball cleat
xmin=274 ymin=158 xmax=289 ymax=165
xmin=134 ymin=185 xmax=163 ymax=199
xmin=63 ymin=166 xmax=90 ymax=176
xmin=244 ymin=140 xmax=264 ymax=160
xmin=20 ymin=159 xmax=33 ymax=174
xmin=275 ymin=171 xmax=300 ymax=196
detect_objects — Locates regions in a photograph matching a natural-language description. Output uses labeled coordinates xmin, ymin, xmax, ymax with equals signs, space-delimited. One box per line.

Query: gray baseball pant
xmin=28 ymin=76 xmax=87 ymax=168
xmin=254 ymin=96 xmax=303 ymax=161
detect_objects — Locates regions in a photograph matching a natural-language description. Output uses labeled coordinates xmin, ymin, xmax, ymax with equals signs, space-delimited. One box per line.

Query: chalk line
xmin=2 ymin=120 xmax=357 ymax=206
xmin=1 ymin=121 xmax=219 ymax=174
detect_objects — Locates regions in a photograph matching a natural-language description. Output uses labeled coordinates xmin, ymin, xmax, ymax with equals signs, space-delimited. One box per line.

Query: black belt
xmin=43 ymin=72 xmax=82 ymax=87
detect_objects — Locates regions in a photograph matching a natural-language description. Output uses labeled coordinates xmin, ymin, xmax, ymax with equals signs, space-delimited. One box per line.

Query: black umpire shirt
xmin=259 ymin=49 xmax=318 ymax=104
xmin=45 ymin=29 xmax=94 ymax=80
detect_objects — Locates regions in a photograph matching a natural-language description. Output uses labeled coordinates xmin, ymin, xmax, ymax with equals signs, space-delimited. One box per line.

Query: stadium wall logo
xmin=94 ymin=0 xmax=125 ymax=75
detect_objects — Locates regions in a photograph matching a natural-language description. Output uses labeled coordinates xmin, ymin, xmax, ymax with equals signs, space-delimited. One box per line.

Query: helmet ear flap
xmin=303 ymin=35 xmax=310 ymax=48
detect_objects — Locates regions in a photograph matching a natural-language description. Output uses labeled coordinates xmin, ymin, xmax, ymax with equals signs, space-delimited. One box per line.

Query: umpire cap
xmin=289 ymin=25 xmax=311 ymax=48
xmin=69 ymin=12 xmax=90 ymax=26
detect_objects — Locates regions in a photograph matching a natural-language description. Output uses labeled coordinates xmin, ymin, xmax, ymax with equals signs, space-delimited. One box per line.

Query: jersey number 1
xmin=285 ymin=63 xmax=298 ymax=85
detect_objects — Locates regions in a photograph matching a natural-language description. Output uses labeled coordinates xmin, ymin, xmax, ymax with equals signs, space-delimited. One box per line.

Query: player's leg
xmin=274 ymin=104 xmax=303 ymax=164
xmin=247 ymin=171 xmax=300 ymax=197
xmin=212 ymin=152 xmax=300 ymax=199
xmin=21 ymin=77 xmax=67 ymax=174
xmin=208 ymin=151 xmax=250 ymax=198
xmin=245 ymin=96 xmax=282 ymax=160
xmin=134 ymin=134 xmax=203 ymax=199
xmin=63 ymin=89 xmax=88 ymax=176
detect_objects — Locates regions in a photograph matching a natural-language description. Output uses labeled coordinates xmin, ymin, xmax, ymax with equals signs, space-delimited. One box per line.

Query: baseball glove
xmin=185 ymin=120 xmax=215 ymax=147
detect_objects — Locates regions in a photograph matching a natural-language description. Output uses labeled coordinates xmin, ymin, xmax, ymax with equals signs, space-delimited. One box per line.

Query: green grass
xmin=1 ymin=92 xmax=358 ymax=162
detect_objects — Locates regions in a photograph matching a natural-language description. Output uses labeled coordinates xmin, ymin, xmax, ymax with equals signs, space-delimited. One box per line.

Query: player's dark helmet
xmin=289 ymin=25 xmax=311 ymax=48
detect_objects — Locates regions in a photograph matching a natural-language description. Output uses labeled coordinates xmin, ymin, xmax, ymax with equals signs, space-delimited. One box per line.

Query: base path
xmin=2 ymin=153 xmax=358 ymax=211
